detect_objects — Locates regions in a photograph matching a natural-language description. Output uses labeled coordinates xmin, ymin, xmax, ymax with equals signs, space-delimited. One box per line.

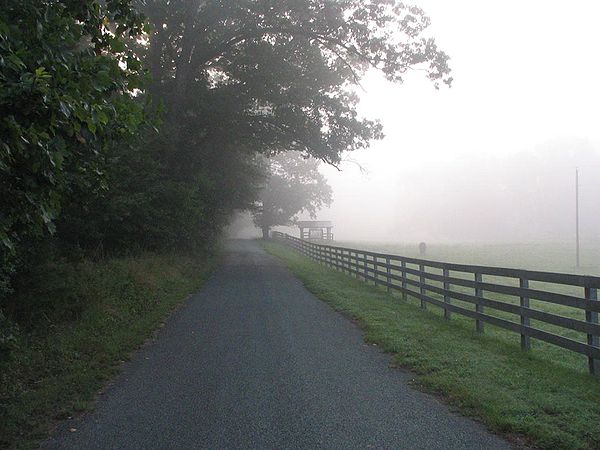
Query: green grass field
xmin=262 ymin=240 xmax=600 ymax=450
xmin=326 ymin=240 xmax=600 ymax=375
xmin=333 ymin=240 xmax=600 ymax=275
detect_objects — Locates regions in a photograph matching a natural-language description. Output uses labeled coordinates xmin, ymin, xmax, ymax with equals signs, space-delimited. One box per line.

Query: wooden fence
xmin=272 ymin=231 xmax=600 ymax=375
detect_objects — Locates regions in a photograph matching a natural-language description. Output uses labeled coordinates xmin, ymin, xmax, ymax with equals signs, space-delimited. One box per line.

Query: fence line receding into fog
xmin=272 ymin=232 xmax=600 ymax=375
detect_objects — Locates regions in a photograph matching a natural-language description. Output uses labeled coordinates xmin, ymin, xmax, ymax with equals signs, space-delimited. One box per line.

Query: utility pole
xmin=576 ymin=167 xmax=580 ymax=268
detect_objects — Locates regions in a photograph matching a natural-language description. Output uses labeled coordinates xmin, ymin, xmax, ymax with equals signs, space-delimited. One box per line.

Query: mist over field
xmin=317 ymin=138 xmax=600 ymax=244
xmin=233 ymin=0 xmax=600 ymax=254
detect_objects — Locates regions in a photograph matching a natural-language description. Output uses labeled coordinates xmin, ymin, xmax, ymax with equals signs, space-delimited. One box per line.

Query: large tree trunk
xmin=262 ymin=226 xmax=270 ymax=239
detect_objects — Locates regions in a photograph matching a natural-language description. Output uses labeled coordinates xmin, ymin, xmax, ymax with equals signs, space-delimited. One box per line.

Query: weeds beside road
xmin=0 ymin=253 xmax=213 ymax=449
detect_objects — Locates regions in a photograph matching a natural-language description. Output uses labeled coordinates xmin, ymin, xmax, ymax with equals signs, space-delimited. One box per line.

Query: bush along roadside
xmin=0 ymin=252 xmax=214 ymax=449
xmin=261 ymin=240 xmax=600 ymax=450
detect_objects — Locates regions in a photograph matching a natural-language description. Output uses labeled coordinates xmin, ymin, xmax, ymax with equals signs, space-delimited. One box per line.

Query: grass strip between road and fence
xmin=271 ymin=232 xmax=600 ymax=376
xmin=262 ymin=240 xmax=600 ymax=450
xmin=0 ymin=253 xmax=214 ymax=450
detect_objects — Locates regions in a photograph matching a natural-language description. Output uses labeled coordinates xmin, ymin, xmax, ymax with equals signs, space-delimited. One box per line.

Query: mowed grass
xmin=330 ymin=240 xmax=600 ymax=374
xmin=262 ymin=241 xmax=600 ymax=450
xmin=0 ymin=253 xmax=214 ymax=450
xmin=333 ymin=240 xmax=600 ymax=275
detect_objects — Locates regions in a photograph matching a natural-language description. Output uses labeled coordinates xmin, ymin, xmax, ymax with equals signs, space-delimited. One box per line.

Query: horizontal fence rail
xmin=271 ymin=231 xmax=600 ymax=375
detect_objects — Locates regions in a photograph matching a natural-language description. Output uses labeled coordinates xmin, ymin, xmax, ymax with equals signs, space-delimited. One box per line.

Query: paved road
xmin=44 ymin=240 xmax=510 ymax=449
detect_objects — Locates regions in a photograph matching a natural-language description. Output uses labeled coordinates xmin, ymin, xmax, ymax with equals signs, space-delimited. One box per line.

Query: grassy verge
xmin=0 ymin=252 xmax=214 ymax=449
xmin=262 ymin=241 xmax=600 ymax=450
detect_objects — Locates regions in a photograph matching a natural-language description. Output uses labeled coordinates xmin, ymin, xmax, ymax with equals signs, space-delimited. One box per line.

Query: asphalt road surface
xmin=44 ymin=240 xmax=511 ymax=449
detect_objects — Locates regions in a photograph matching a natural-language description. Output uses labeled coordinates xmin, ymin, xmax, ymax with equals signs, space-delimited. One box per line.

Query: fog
xmin=316 ymin=138 xmax=600 ymax=243
xmin=235 ymin=0 xmax=600 ymax=245
xmin=311 ymin=0 xmax=600 ymax=244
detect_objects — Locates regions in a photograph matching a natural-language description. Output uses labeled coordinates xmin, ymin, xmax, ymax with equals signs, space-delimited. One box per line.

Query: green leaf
xmin=110 ymin=38 xmax=126 ymax=53
xmin=98 ymin=110 xmax=109 ymax=125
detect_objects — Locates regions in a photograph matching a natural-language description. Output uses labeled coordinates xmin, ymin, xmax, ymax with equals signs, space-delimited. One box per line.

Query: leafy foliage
xmin=56 ymin=134 xmax=266 ymax=253
xmin=0 ymin=0 xmax=149 ymax=295
xmin=253 ymin=152 xmax=332 ymax=237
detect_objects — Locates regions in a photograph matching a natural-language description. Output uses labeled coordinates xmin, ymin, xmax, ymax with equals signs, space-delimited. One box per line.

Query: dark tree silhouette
xmin=253 ymin=152 xmax=332 ymax=239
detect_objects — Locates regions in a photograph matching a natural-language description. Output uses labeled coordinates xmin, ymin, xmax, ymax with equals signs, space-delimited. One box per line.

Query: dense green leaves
xmin=0 ymin=0 xmax=149 ymax=295
xmin=0 ymin=0 xmax=147 ymax=252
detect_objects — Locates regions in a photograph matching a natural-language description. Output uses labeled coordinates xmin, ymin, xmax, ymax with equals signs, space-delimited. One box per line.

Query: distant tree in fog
xmin=253 ymin=152 xmax=332 ymax=239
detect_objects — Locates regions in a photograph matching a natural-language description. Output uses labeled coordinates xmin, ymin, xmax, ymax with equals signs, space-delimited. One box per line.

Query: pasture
xmin=311 ymin=239 xmax=600 ymax=375
xmin=333 ymin=240 xmax=600 ymax=276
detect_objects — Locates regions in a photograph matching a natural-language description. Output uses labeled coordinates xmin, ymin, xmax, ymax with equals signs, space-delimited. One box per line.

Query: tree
xmin=141 ymin=0 xmax=451 ymax=164
xmin=130 ymin=0 xmax=451 ymax=249
xmin=0 ymin=0 xmax=149 ymax=294
xmin=55 ymin=138 xmax=267 ymax=253
xmin=253 ymin=152 xmax=332 ymax=239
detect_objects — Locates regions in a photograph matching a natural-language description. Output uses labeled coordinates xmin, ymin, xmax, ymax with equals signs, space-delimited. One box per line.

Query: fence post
xmin=344 ymin=250 xmax=348 ymax=274
xmin=386 ymin=257 xmax=391 ymax=293
xmin=520 ymin=277 xmax=531 ymax=351
xmin=586 ymin=286 xmax=599 ymax=375
xmin=443 ymin=267 xmax=451 ymax=320
xmin=354 ymin=252 xmax=359 ymax=279
xmin=363 ymin=253 xmax=368 ymax=281
xmin=475 ymin=272 xmax=484 ymax=333
xmin=347 ymin=251 xmax=351 ymax=276
xmin=401 ymin=261 xmax=407 ymax=300
xmin=374 ymin=256 xmax=379 ymax=286
xmin=419 ymin=264 xmax=426 ymax=309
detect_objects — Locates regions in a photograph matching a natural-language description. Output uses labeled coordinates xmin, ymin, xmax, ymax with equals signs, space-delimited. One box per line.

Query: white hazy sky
xmin=314 ymin=0 xmax=600 ymax=243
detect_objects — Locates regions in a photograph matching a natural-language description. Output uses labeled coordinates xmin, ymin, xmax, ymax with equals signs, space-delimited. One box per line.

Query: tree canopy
xmin=252 ymin=152 xmax=332 ymax=238
xmin=0 ymin=0 xmax=149 ymax=294
xmin=126 ymin=0 xmax=451 ymax=250
xmin=142 ymin=0 xmax=451 ymax=164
